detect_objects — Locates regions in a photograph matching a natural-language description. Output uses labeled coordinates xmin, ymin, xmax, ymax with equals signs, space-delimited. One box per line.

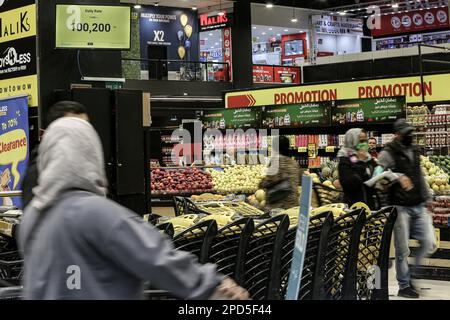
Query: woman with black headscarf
xmin=259 ymin=136 xmax=302 ymax=210
xmin=337 ymin=128 xmax=377 ymax=208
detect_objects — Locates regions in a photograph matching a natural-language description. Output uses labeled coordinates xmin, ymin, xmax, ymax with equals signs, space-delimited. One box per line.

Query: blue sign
xmin=139 ymin=6 xmax=199 ymax=64
xmin=0 ymin=95 xmax=29 ymax=208
xmin=285 ymin=175 xmax=313 ymax=300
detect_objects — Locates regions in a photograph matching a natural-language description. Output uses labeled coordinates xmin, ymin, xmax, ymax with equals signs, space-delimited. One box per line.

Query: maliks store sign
xmin=199 ymin=11 xmax=233 ymax=31
xmin=139 ymin=6 xmax=199 ymax=61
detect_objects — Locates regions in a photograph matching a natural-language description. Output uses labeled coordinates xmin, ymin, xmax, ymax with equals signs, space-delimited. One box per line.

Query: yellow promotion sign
xmin=0 ymin=129 xmax=27 ymax=189
xmin=0 ymin=75 xmax=38 ymax=107
xmin=225 ymin=73 xmax=450 ymax=108
xmin=0 ymin=4 xmax=37 ymax=43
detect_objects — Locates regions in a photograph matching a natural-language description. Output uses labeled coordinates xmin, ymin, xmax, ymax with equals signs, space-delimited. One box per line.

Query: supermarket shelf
xmin=410 ymin=240 xmax=450 ymax=250
xmin=408 ymin=257 xmax=450 ymax=268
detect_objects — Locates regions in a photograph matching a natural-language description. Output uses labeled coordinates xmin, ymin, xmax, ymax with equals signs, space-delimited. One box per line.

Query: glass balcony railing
xmin=122 ymin=58 xmax=231 ymax=82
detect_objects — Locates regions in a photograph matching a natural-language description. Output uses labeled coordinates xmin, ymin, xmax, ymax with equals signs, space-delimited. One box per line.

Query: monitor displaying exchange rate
xmin=55 ymin=5 xmax=131 ymax=49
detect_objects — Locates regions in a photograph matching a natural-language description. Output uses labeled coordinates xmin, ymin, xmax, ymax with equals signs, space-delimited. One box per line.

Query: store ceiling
xmin=121 ymin=0 xmax=234 ymax=9
xmin=253 ymin=0 xmax=448 ymax=16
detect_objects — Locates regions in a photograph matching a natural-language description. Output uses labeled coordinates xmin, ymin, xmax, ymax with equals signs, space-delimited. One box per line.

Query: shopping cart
xmin=313 ymin=183 xmax=345 ymax=207
xmin=207 ymin=218 xmax=254 ymax=286
xmin=172 ymin=220 xmax=218 ymax=264
xmin=322 ymin=209 xmax=366 ymax=300
xmin=242 ymin=214 xmax=289 ymax=300
xmin=279 ymin=211 xmax=334 ymax=300
xmin=356 ymin=206 xmax=397 ymax=300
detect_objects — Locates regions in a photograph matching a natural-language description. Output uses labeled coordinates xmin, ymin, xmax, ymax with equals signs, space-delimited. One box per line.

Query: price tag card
xmin=298 ymin=147 xmax=307 ymax=153
xmin=308 ymin=143 xmax=317 ymax=159
xmin=325 ymin=146 xmax=335 ymax=153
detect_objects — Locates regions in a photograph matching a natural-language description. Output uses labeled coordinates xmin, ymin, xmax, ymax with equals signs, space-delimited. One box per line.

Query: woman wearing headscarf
xmin=18 ymin=117 xmax=248 ymax=300
xmin=259 ymin=136 xmax=302 ymax=210
xmin=337 ymin=128 xmax=377 ymax=209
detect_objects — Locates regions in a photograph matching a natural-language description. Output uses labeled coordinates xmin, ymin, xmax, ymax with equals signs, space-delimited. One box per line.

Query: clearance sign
xmin=225 ymin=73 xmax=450 ymax=108
xmin=0 ymin=1 xmax=38 ymax=107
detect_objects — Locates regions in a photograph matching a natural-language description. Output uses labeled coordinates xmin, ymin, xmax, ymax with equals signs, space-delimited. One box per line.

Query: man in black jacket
xmin=21 ymin=101 xmax=89 ymax=210
xmin=378 ymin=119 xmax=432 ymax=299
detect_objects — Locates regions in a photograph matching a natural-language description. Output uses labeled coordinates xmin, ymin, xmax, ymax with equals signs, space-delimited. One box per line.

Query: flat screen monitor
xmin=55 ymin=4 xmax=131 ymax=49
xmin=284 ymin=40 xmax=304 ymax=56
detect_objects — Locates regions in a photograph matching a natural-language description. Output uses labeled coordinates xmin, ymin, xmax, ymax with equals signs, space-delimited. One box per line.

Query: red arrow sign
xmin=227 ymin=94 xmax=256 ymax=108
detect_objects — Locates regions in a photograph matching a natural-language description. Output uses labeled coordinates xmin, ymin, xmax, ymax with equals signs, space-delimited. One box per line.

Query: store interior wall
xmin=315 ymin=34 xmax=362 ymax=55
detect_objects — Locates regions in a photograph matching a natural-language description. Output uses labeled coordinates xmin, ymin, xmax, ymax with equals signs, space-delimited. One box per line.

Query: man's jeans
xmin=394 ymin=204 xmax=432 ymax=290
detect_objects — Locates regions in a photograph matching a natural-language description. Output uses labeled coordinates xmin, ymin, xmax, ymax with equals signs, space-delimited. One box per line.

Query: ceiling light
xmin=339 ymin=11 xmax=346 ymax=16
xmin=392 ymin=3 xmax=399 ymax=8
xmin=269 ymin=28 xmax=273 ymax=31
xmin=291 ymin=18 xmax=298 ymax=22
xmin=277 ymin=34 xmax=281 ymax=36
xmin=192 ymin=6 xmax=197 ymax=11
xmin=218 ymin=11 xmax=225 ymax=16
xmin=266 ymin=3 xmax=274 ymax=8
xmin=134 ymin=0 xmax=141 ymax=9
xmin=284 ymin=29 xmax=289 ymax=32
xmin=154 ymin=2 xmax=159 ymax=7
xmin=209 ymin=33 xmax=213 ymax=36
xmin=215 ymin=42 xmax=219 ymax=45
xmin=204 ymin=38 xmax=208 ymax=41
xmin=262 ymin=32 xmax=267 ymax=35
xmin=253 ymin=26 xmax=257 ymax=29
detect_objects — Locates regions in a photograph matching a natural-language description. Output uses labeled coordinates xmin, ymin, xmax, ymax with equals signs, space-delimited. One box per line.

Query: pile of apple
xmin=207 ymin=165 xmax=267 ymax=195
xmin=151 ymin=168 xmax=214 ymax=195
xmin=421 ymin=156 xmax=450 ymax=194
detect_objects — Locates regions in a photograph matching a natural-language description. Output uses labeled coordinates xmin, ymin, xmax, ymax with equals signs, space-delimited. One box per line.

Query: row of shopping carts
xmin=145 ymin=201 xmax=397 ymax=300
xmin=0 ymin=203 xmax=397 ymax=300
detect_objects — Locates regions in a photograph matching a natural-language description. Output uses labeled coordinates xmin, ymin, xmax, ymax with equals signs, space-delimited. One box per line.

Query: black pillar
xmin=232 ymin=0 xmax=253 ymax=89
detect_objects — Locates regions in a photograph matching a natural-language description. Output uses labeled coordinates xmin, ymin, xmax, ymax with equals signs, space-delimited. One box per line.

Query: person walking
xmin=377 ymin=119 xmax=432 ymax=299
xmin=368 ymin=137 xmax=379 ymax=159
xmin=21 ymin=101 xmax=89 ymax=210
xmin=259 ymin=136 xmax=301 ymax=210
xmin=337 ymin=128 xmax=378 ymax=209
xmin=18 ymin=117 xmax=248 ymax=300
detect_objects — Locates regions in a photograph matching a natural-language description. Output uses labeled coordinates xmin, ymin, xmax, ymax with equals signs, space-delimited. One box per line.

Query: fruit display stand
xmin=406 ymin=104 xmax=450 ymax=281
xmin=150 ymin=165 xmax=268 ymax=216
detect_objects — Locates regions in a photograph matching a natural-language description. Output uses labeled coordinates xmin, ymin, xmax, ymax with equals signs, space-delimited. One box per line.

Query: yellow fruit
xmin=255 ymin=189 xmax=266 ymax=202
xmin=323 ymin=180 xmax=333 ymax=187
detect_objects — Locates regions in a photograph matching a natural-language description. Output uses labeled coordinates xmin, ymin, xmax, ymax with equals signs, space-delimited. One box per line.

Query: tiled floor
xmin=388 ymin=265 xmax=450 ymax=300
